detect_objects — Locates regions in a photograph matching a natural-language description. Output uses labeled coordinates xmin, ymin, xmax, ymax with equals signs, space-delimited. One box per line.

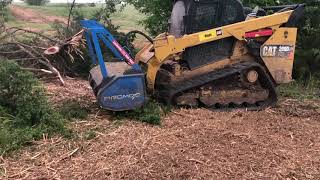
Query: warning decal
xmin=199 ymin=30 xmax=217 ymax=41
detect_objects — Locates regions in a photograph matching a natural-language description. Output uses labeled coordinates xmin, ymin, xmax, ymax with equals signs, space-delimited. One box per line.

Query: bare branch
xmin=3 ymin=27 xmax=58 ymax=43
xmin=5 ymin=57 xmax=42 ymax=61
xmin=67 ymin=0 xmax=77 ymax=32
xmin=21 ymin=68 xmax=53 ymax=74
xmin=15 ymin=43 xmax=65 ymax=85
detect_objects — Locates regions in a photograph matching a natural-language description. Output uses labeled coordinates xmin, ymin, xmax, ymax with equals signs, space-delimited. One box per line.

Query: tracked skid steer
xmin=81 ymin=0 xmax=304 ymax=111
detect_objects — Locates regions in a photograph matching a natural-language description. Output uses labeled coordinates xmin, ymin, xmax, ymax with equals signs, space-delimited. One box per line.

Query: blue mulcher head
xmin=81 ymin=20 xmax=147 ymax=111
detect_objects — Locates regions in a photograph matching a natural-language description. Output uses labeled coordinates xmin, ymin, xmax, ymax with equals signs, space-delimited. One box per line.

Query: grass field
xmin=5 ymin=7 xmax=53 ymax=32
xmin=6 ymin=19 xmax=53 ymax=31
xmin=11 ymin=3 xmax=145 ymax=32
xmin=18 ymin=3 xmax=102 ymax=17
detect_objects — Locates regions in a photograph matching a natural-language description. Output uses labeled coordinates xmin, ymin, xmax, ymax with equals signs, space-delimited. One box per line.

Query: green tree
xmin=126 ymin=0 xmax=172 ymax=36
xmin=242 ymin=0 xmax=278 ymax=6
xmin=0 ymin=0 xmax=12 ymax=22
xmin=291 ymin=1 xmax=320 ymax=80
xmin=24 ymin=0 xmax=48 ymax=6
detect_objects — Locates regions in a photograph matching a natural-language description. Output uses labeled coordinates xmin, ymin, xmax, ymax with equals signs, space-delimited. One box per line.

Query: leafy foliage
xmin=52 ymin=10 xmax=84 ymax=38
xmin=0 ymin=60 xmax=68 ymax=153
xmin=24 ymin=0 xmax=48 ymax=6
xmin=293 ymin=3 xmax=320 ymax=80
xmin=126 ymin=0 xmax=172 ymax=36
xmin=83 ymin=130 xmax=96 ymax=140
xmin=59 ymin=100 xmax=89 ymax=120
xmin=0 ymin=0 xmax=12 ymax=22
xmin=242 ymin=0 xmax=278 ymax=7
xmin=114 ymin=101 xmax=171 ymax=125
xmin=91 ymin=0 xmax=128 ymax=45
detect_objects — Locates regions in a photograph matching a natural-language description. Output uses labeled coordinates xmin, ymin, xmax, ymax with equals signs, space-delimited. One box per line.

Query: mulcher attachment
xmin=81 ymin=20 xmax=147 ymax=111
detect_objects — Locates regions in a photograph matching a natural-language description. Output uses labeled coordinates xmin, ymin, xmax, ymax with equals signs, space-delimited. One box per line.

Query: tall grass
xmin=113 ymin=100 xmax=171 ymax=125
xmin=278 ymin=77 xmax=320 ymax=100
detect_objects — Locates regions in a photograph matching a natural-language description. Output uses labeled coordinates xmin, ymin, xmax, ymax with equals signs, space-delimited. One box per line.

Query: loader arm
xmin=144 ymin=9 xmax=296 ymax=90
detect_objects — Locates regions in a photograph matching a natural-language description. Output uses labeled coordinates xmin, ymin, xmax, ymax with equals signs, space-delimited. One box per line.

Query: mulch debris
xmin=1 ymin=79 xmax=319 ymax=179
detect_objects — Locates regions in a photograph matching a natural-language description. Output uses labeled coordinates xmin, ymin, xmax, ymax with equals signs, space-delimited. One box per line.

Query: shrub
xmin=83 ymin=130 xmax=96 ymax=140
xmin=88 ymin=3 xmax=96 ymax=7
xmin=114 ymin=101 xmax=171 ymax=125
xmin=0 ymin=0 xmax=12 ymax=22
xmin=24 ymin=0 xmax=48 ymax=6
xmin=59 ymin=100 xmax=89 ymax=120
xmin=0 ymin=60 xmax=68 ymax=153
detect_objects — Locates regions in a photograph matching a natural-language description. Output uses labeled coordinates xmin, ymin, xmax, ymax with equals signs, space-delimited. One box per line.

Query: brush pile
xmin=0 ymin=22 xmax=85 ymax=85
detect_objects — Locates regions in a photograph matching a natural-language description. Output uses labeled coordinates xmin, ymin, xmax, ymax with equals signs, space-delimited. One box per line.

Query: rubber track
xmin=156 ymin=61 xmax=278 ymax=110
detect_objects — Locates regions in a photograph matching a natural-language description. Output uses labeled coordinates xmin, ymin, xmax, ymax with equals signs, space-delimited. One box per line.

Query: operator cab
xmin=169 ymin=0 xmax=246 ymax=69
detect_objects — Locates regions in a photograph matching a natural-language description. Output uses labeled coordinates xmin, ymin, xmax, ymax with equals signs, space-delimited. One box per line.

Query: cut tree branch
xmin=21 ymin=68 xmax=53 ymax=74
xmin=15 ymin=43 xmax=65 ymax=85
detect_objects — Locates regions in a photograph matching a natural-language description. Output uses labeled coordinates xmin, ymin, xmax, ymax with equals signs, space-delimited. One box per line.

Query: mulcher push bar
xmin=80 ymin=20 xmax=136 ymax=79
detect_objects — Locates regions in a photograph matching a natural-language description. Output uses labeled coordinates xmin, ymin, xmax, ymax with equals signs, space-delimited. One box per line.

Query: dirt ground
xmin=9 ymin=5 xmax=67 ymax=25
xmin=0 ymin=78 xmax=319 ymax=179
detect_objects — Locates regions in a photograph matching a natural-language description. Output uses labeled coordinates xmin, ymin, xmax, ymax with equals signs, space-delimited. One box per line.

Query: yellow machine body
xmin=133 ymin=1 xmax=304 ymax=110
xmin=136 ymin=10 xmax=298 ymax=90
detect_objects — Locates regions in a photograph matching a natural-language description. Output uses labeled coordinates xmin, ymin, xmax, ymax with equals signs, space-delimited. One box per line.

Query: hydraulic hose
xmin=124 ymin=30 xmax=153 ymax=55
xmin=125 ymin=30 xmax=153 ymax=44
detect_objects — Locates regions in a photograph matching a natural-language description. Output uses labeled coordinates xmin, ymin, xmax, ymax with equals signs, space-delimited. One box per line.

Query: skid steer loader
xmin=81 ymin=0 xmax=304 ymax=111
